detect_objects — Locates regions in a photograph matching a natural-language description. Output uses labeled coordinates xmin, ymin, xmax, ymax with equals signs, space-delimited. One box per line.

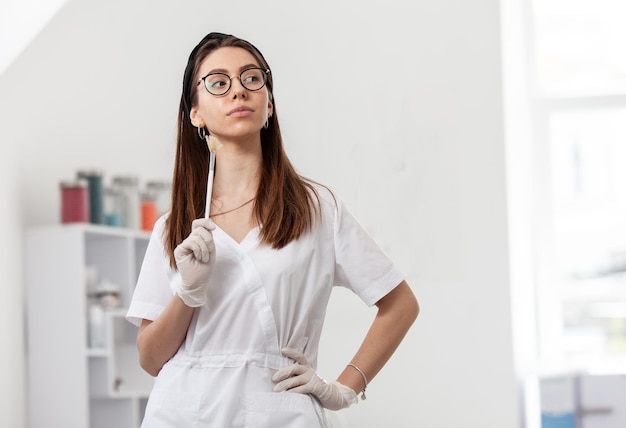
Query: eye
xmin=242 ymin=69 xmax=263 ymax=83
xmin=206 ymin=74 xmax=229 ymax=89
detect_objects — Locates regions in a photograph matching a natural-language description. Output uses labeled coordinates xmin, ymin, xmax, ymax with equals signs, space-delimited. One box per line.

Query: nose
xmin=231 ymin=77 xmax=247 ymax=99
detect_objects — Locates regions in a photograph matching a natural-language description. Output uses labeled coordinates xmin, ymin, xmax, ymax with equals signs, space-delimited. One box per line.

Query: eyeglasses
xmin=198 ymin=67 xmax=270 ymax=96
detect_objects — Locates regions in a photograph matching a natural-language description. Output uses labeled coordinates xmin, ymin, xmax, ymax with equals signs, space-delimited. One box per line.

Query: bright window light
xmin=533 ymin=0 xmax=626 ymax=95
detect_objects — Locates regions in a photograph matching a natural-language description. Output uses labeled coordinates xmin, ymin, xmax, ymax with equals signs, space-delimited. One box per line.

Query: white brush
xmin=204 ymin=135 xmax=222 ymax=219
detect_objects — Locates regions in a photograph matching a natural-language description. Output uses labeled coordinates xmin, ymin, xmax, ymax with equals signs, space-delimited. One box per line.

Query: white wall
xmin=0 ymin=0 xmax=519 ymax=426
xmin=0 ymin=102 xmax=23 ymax=428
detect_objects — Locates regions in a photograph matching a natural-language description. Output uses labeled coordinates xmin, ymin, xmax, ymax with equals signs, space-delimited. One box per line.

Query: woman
xmin=127 ymin=32 xmax=418 ymax=427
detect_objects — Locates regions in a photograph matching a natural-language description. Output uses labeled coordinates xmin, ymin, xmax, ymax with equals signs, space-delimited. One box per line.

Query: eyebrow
xmin=205 ymin=63 xmax=260 ymax=76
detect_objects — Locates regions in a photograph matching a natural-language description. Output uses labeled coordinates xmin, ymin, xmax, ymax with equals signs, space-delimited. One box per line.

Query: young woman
xmin=127 ymin=32 xmax=418 ymax=427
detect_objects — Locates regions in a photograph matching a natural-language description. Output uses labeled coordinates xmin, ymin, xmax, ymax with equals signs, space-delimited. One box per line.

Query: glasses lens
xmin=205 ymin=73 xmax=230 ymax=95
xmin=240 ymin=69 xmax=266 ymax=91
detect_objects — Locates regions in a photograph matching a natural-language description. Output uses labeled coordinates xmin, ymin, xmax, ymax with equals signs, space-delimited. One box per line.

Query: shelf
xmin=87 ymin=348 xmax=110 ymax=358
xmin=26 ymin=225 xmax=153 ymax=428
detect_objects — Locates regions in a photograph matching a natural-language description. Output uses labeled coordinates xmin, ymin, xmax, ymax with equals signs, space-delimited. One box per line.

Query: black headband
xmin=181 ymin=32 xmax=230 ymax=121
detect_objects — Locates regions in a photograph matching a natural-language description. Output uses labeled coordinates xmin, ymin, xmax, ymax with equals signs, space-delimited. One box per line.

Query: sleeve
xmin=126 ymin=215 xmax=177 ymax=327
xmin=332 ymin=197 xmax=406 ymax=307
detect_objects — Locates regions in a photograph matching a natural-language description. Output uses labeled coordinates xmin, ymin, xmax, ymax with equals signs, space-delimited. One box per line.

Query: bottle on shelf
xmin=60 ymin=179 xmax=90 ymax=223
xmin=112 ymin=175 xmax=141 ymax=229
xmin=77 ymin=170 xmax=105 ymax=225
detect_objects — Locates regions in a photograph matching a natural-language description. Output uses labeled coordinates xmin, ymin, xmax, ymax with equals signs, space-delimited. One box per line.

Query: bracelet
xmin=347 ymin=363 xmax=368 ymax=400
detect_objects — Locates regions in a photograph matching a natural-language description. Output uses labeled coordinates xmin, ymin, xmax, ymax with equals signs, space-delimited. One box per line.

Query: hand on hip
xmin=272 ymin=348 xmax=358 ymax=411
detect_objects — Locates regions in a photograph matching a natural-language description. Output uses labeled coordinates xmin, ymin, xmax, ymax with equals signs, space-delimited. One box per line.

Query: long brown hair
xmin=165 ymin=33 xmax=319 ymax=268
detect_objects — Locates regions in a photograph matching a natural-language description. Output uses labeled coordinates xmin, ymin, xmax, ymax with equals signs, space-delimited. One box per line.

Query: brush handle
xmin=205 ymin=151 xmax=216 ymax=219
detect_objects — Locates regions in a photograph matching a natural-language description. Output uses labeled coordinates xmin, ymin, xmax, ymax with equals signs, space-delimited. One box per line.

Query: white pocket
xmin=141 ymin=389 xmax=200 ymax=428
xmin=244 ymin=391 xmax=328 ymax=428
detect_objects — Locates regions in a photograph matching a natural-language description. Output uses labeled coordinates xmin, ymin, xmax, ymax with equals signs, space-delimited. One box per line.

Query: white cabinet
xmin=539 ymin=373 xmax=626 ymax=428
xmin=26 ymin=224 xmax=154 ymax=428
xmin=579 ymin=374 xmax=626 ymax=428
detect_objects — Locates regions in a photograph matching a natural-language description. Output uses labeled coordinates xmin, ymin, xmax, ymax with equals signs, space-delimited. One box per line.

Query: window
xmin=532 ymin=0 xmax=626 ymax=96
xmin=529 ymin=0 xmax=626 ymax=371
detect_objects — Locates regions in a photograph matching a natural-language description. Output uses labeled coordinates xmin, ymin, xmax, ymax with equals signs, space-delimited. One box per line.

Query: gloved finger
xmin=191 ymin=224 xmax=215 ymax=262
xmin=194 ymin=227 xmax=215 ymax=252
xmin=174 ymin=236 xmax=200 ymax=260
xmin=272 ymin=363 xmax=309 ymax=382
xmin=272 ymin=373 xmax=311 ymax=392
xmin=174 ymin=250 xmax=193 ymax=267
xmin=192 ymin=218 xmax=217 ymax=231
xmin=281 ymin=348 xmax=309 ymax=365
xmin=281 ymin=382 xmax=315 ymax=395
xmin=184 ymin=235 xmax=210 ymax=262
xmin=173 ymin=243 xmax=191 ymax=260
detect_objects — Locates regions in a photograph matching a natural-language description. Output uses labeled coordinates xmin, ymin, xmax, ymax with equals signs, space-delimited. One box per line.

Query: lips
xmin=227 ymin=106 xmax=254 ymax=116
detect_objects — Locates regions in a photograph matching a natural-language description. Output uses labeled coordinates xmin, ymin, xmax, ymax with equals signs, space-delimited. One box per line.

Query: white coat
xmin=127 ymin=185 xmax=404 ymax=427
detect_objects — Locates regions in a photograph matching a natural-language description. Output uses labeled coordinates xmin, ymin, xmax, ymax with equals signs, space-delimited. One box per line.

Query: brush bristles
xmin=208 ymin=135 xmax=222 ymax=153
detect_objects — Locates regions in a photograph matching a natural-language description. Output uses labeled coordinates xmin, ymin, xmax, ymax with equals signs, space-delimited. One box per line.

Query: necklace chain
xmin=211 ymin=197 xmax=255 ymax=217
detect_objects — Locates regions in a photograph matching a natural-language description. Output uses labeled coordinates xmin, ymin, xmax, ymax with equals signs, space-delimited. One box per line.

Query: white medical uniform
xmin=127 ymin=185 xmax=404 ymax=428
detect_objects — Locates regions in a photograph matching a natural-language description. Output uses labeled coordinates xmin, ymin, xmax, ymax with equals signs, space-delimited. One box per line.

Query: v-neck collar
xmin=214 ymin=224 xmax=260 ymax=251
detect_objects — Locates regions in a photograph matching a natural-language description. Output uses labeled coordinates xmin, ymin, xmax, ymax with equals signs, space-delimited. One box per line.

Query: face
xmin=189 ymin=47 xmax=273 ymax=142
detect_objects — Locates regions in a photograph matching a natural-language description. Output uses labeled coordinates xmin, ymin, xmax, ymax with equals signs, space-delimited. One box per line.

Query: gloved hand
xmin=272 ymin=348 xmax=358 ymax=411
xmin=174 ymin=218 xmax=216 ymax=307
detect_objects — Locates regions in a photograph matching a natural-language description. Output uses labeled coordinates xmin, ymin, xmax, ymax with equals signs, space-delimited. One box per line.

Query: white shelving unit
xmin=25 ymin=224 xmax=154 ymax=428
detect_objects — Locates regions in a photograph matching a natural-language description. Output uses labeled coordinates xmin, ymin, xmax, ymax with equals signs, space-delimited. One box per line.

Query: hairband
xmin=181 ymin=32 xmax=230 ymax=120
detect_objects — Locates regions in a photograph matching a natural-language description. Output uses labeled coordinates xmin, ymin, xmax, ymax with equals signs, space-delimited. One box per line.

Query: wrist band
xmin=347 ymin=363 xmax=368 ymax=400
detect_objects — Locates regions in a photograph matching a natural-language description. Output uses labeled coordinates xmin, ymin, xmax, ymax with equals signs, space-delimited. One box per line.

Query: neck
xmin=212 ymin=139 xmax=262 ymax=198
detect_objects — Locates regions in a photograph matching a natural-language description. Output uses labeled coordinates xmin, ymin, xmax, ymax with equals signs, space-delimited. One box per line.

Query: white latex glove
xmin=272 ymin=348 xmax=358 ymax=411
xmin=174 ymin=218 xmax=216 ymax=307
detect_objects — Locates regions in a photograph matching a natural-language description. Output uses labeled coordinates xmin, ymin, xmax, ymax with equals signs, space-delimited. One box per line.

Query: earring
xmin=197 ymin=126 xmax=208 ymax=140
xmin=263 ymin=115 xmax=271 ymax=129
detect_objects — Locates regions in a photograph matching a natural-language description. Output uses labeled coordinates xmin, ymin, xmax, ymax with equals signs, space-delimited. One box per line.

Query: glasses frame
xmin=198 ymin=67 xmax=271 ymax=96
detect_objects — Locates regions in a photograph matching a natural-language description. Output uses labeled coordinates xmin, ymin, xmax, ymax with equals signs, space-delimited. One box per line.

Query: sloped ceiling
xmin=0 ymin=0 xmax=68 ymax=73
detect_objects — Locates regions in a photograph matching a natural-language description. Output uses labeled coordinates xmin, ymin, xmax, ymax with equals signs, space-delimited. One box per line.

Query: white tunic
xmin=127 ymin=186 xmax=404 ymax=427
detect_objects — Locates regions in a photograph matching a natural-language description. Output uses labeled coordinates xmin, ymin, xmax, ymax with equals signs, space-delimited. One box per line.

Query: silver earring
xmin=198 ymin=126 xmax=208 ymax=140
